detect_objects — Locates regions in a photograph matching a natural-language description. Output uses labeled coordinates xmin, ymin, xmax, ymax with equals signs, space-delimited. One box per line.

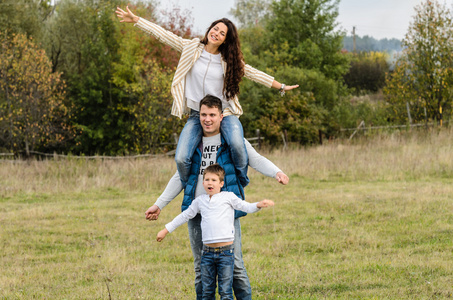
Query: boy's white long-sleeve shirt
xmin=154 ymin=138 xmax=281 ymax=210
xmin=165 ymin=192 xmax=260 ymax=244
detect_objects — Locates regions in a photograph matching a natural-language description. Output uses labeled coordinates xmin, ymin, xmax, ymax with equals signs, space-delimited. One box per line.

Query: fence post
xmin=424 ymin=106 xmax=428 ymax=130
xmin=256 ymin=129 xmax=261 ymax=150
xmin=440 ymin=106 xmax=443 ymax=127
xmin=281 ymin=131 xmax=287 ymax=150
xmin=349 ymin=120 xmax=365 ymax=140
xmin=406 ymin=102 xmax=412 ymax=128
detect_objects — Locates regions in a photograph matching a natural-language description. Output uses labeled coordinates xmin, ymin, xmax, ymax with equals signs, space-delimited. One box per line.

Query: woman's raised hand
xmin=284 ymin=84 xmax=300 ymax=91
xmin=116 ymin=6 xmax=139 ymax=23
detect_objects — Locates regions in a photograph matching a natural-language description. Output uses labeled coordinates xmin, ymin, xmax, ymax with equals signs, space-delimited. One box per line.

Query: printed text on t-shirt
xmin=200 ymin=144 xmax=220 ymax=175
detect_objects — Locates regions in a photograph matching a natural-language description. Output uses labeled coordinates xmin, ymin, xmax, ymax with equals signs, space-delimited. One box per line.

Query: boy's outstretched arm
xmin=257 ymin=199 xmax=275 ymax=208
xmin=156 ymin=228 xmax=169 ymax=242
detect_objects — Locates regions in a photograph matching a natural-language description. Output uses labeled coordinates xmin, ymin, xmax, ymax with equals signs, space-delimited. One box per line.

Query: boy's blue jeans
xmin=188 ymin=214 xmax=252 ymax=300
xmin=175 ymin=110 xmax=249 ymax=187
xmin=201 ymin=244 xmax=235 ymax=300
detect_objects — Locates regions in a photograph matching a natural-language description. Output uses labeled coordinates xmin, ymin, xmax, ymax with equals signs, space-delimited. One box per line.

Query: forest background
xmin=1 ymin=0 xmax=453 ymax=156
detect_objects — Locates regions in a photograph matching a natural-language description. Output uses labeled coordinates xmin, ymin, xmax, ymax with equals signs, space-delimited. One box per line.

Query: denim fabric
xmin=175 ymin=111 xmax=249 ymax=188
xmin=220 ymin=115 xmax=249 ymax=187
xmin=175 ymin=110 xmax=202 ymax=187
xmin=188 ymin=214 xmax=203 ymax=300
xmin=232 ymin=218 xmax=252 ymax=300
xmin=201 ymin=245 xmax=235 ymax=300
xmin=188 ymin=215 xmax=252 ymax=300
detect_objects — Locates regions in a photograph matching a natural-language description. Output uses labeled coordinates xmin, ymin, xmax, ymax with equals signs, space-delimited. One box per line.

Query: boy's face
xmin=203 ymin=172 xmax=224 ymax=196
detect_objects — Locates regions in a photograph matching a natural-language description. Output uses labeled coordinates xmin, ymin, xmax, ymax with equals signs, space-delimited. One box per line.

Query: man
xmin=146 ymin=95 xmax=289 ymax=299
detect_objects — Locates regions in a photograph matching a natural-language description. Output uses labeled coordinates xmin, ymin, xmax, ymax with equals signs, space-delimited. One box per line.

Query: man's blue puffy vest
xmin=181 ymin=135 xmax=248 ymax=219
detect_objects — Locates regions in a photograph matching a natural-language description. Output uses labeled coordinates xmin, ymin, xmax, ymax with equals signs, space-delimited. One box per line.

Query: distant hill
xmin=343 ymin=35 xmax=402 ymax=52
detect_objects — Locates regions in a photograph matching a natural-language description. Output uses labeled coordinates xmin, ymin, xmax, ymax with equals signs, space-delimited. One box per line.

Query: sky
xmin=159 ymin=0 xmax=453 ymax=40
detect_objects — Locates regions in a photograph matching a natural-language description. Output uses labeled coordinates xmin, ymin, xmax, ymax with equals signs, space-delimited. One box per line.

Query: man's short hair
xmin=203 ymin=163 xmax=225 ymax=182
xmin=199 ymin=95 xmax=223 ymax=114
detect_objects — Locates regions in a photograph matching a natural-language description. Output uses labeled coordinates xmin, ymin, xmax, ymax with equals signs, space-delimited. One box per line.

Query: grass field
xmin=1 ymin=130 xmax=453 ymax=299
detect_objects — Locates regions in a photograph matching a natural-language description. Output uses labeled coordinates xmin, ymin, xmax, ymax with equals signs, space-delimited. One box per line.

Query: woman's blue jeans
xmin=175 ymin=111 xmax=249 ymax=187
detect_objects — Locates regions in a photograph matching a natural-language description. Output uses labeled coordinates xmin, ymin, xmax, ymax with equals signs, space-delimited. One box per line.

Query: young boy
xmin=157 ymin=164 xmax=274 ymax=300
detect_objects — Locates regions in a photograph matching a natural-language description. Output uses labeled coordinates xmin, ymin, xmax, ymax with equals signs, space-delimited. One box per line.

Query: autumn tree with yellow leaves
xmin=385 ymin=0 xmax=453 ymax=124
xmin=0 ymin=33 xmax=75 ymax=156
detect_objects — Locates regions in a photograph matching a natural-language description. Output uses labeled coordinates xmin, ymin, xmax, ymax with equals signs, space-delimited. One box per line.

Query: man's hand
xmin=156 ymin=228 xmax=169 ymax=242
xmin=145 ymin=205 xmax=161 ymax=221
xmin=276 ymin=172 xmax=289 ymax=185
xmin=257 ymin=199 xmax=275 ymax=208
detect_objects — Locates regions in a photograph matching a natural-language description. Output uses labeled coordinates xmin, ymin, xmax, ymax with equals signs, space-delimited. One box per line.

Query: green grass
xmin=1 ymin=130 xmax=453 ymax=299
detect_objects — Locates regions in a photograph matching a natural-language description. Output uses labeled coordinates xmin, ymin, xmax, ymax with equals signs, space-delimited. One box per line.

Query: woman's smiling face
xmin=207 ymin=22 xmax=228 ymax=47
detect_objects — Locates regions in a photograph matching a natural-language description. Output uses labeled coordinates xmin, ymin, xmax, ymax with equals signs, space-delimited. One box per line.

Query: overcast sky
xmin=158 ymin=0 xmax=453 ymax=40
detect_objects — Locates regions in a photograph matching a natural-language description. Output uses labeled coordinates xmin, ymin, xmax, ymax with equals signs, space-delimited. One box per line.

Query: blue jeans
xmin=201 ymin=244 xmax=235 ymax=300
xmin=188 ymin=214 xmax=252 ymax=300
xmin=175 ymin=110 xmax=249 ymax=187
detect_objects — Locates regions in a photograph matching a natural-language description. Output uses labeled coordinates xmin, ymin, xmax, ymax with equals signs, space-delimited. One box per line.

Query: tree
xmin=112 ymin=14 xmax=185 ymax=153
xmin=344 ymin=51 xmax=390 ymax=93
xmin=384 ymin=0 xmax=453 ymax=124
xmin=229 ymin=0 xmax=271 ymax=28
xmin=43 ymin=0 xmax=191 ymax=154
xmin=0 ymin=33 xmax=74 ymax=155
xmin=266 ymin=0 xmax=349 ymax=81
xmin=0 ymin=0 xmax=52 ymax=41
xmin=342 ymin=35 xmax=402 ymax=52
xmin=231 ymin=0 xmax=350 ymax=143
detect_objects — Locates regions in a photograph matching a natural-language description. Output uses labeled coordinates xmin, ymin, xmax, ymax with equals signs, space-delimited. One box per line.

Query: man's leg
xmin=188 ymin=214 xmax=203 ymax=300
xmin=232 ymin=218 xmax=252 ymax=300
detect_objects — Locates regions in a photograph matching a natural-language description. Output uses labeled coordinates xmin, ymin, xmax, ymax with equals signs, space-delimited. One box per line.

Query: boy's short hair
xmin=203 ymin=164 xmax=225 ymax=182
xmin=199 ymin=95 xmax=223 ymax=114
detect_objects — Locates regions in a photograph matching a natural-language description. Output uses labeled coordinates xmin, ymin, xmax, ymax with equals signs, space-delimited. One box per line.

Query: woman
xmin=116 ymin=6 xmax=298 ymax=187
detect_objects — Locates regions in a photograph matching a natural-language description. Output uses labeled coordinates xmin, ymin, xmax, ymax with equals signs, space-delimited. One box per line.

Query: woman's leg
xmin=175 ymin=110 xmax=202 ymax=187
xmin=220 ymin=115 xmax=249 ymax=187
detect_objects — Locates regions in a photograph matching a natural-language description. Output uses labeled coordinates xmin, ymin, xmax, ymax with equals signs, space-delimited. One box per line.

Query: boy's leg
xmin=175 ymin=110 xmax=202 ymax=187
xmin=217 ymin=247 xmax=235 ymax=300
xmin=188 ymin=214 xmax=203 ymax=300
xmin=220 ymin=116 xmax=249 ymax=187
xmin=232 ymin=218 xmax=252 ymax=300
xmin=201 ymin=250 xmax=218 ymax=300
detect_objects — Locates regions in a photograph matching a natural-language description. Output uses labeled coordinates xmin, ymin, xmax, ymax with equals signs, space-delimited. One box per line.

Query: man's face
xmin=200 ymin=105 xmax=223 ymax=137
xmin=203 ymin=172 xmax=224 ymax=196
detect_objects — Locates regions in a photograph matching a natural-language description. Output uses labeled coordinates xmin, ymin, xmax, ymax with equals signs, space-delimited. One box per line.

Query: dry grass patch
xmin=1 ymin=130 xmax=452 ymax=299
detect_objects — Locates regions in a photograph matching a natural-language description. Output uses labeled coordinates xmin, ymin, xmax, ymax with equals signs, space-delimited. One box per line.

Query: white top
xmin=165 ymin=191 xmax=260 ymax=244
xmin=154 ymin=135 xmax=282 ymax=210
xmin=185 ymin=49 xmax=231 ymax=112
xmin=134 ymin=17 xmax=275 ymax=118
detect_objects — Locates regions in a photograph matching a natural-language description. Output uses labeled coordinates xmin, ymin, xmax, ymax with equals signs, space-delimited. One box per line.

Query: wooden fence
xmin=0 ymin=130 xmax=265 ymax=160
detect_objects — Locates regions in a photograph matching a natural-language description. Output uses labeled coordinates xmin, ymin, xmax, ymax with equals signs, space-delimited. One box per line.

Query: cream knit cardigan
xmin=135 ymin=18 xmax=274 ymax=118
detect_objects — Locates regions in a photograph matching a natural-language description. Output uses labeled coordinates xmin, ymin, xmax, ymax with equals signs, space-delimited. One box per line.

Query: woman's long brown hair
xmin=201 ymin=18 xmax=244 ymax=100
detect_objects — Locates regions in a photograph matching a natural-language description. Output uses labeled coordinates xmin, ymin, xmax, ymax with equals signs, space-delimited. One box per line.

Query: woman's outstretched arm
xmin=116 ymin=6 xmax=187 ymax=53
xmin=271 ymin=81 xmax=299 ymax=93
